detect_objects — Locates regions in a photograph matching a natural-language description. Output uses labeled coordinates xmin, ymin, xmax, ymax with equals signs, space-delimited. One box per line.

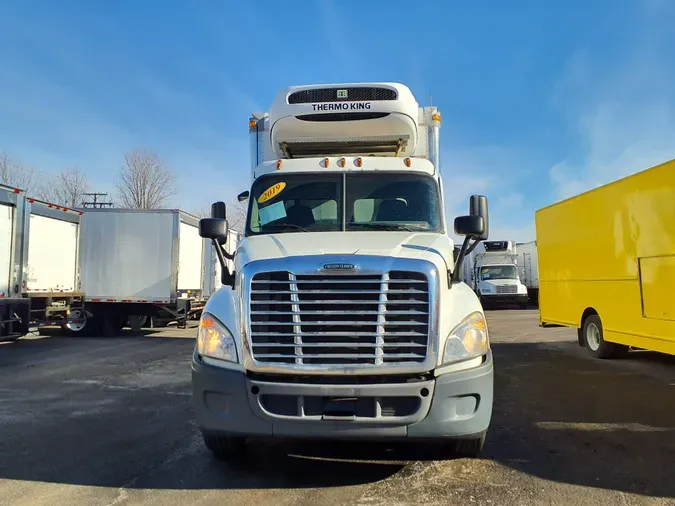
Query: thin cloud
xmin=548 ymin=5 xmax=675 ymax=201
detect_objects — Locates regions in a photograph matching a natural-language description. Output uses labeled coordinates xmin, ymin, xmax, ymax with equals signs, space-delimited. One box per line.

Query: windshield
xmin=480 ymin=265 xmax=518 ymax=280
xmin=246 ymin=172 xmax=441 ymax=236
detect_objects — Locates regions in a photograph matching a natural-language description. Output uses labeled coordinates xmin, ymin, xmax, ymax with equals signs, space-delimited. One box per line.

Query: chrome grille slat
xmin=252 ymin=289 xmax=425 ymax=295
xmin=251 ymin=321 xmax=426 ymax=326
xmin=252 ymin=310 xmax=428 ymax=316
xmin=251 ymin=332 xmax=427 ymax=337
xmin=250 ymin=270 xmax=430 ymax=367
xmin=254 ymin=353 xmax=425 ymax=360
xmin=251 ymin=300 xmax=428 ymax=305
xmin=252 ymin=279 xmax=426 ymax=285
xmin=251 ymin=342 xmax=427 ymax=348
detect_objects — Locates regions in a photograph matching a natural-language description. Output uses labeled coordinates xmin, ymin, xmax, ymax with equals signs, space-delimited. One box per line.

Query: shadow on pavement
xmin=0 ymin=335 xmax=673 ymax=496
xmin=486 ymin=341 xmax=675 ymax=498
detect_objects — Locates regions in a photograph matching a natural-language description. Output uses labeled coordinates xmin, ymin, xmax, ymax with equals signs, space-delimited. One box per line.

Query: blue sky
xmin=2 ymin=0 xmax=675 ymax=241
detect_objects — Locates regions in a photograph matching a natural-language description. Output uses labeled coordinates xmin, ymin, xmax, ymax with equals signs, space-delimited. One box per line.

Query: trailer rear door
xmin=177 ymin=221 xmax=203 ymax=291
xmin=0 ymin=203 xmax=13 ymax=297
xmin=26 ymin=214 xmax=78 ymax=292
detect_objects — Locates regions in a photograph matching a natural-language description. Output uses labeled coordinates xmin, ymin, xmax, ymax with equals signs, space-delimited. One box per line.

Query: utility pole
xmin=82 ymin=192 xmax=113 ymax=208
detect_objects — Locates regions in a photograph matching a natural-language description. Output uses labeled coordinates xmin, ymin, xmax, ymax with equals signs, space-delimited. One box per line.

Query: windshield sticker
xmin=259 ymin=201 xmax=287 ymax=225
xmin=258 ymin=182 xmax=286 ymax=204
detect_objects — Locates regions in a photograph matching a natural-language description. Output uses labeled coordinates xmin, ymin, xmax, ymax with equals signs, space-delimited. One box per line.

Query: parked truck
xmin=75 ymin=208 xmax=207 ymax=336
xmin=1 ymin=183 xmax=85 ymax=340
xmin=192 ymin=82 xmax=493 ymax=459
xmin=463 ymin=240 xmax=529 ymax=309
xmin=536 ymin=159 xmax=675 ymax=358
xmin=515 ymin=240 xmax=538 ymax=305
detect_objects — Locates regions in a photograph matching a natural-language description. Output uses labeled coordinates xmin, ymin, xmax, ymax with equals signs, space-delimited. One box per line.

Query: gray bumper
xmin=480 ymin=294 xmax=528 ymax=305
xmin=191 ymin=351 xmax=493 ymax=441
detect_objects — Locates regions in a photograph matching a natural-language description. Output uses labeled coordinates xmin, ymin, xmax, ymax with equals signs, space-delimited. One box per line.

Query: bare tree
xmin=0 ymin=151 xmax=34 ymax=190
xmin=115 ymin=148 xmax=177 ymax=209
xmin=189 ymin=198 xmax=248 ymax=232
xmin=227 ymin=198 xmax=247 ymax=232
xmin=37 ymin=167 xmax=91 ymax=207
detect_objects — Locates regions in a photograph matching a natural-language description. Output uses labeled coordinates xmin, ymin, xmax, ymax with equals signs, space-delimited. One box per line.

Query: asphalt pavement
xmin=0 ymin=311 xmax=673 ymax=505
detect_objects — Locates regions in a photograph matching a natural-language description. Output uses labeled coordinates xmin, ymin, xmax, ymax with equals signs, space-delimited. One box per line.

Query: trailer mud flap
xmin=176 ymin=298 xmax=191 ymax=329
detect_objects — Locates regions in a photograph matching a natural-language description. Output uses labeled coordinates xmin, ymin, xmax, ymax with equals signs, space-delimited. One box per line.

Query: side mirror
xmin=454 ymin=216 xmax=485 ymax=238
xmin=237 ymin=191 xmax=250 ymax=202
xmin=469 ymin=195 xmax=489 ymax=241
xmin=199 ymin=218 xmax=228 ymax=240
xmin=450 ymin=195 xmax=489 ymax=284
xmin=211 ymin=201 xmax=226 ymax=220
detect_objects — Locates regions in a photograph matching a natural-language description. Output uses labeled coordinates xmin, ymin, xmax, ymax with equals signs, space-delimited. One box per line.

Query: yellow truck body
xmin=535 ymin=159 xmax=675 ymax=357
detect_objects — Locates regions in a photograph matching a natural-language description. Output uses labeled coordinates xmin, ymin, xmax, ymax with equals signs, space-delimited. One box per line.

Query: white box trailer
xmin=0 ymin=184 xmax=85 ymax=340
xmin=0 ymin=184 xmax=30 ymax=340
xmin=77 ymin=208 xmax=206 ymax=335
xmin=516 ymin=240 xmax=539 ymax=304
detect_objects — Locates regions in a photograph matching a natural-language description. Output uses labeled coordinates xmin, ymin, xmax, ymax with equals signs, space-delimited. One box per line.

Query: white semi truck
xmin=464 ymin=240 xmax=529 ymax=309
xmin=516 ymin=240 xmax=538 ymax=305
xmin=192 ymin=82 xmax=493 ymax=458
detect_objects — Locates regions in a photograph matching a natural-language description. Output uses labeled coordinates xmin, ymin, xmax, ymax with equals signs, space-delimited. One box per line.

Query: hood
xmin=236 ymin=231 xmax=455 ymax=273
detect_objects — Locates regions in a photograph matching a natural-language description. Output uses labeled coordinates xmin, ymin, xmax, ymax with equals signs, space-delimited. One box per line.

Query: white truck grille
xmin=496 ymin=285 xmax=517 ymax=294
xmin=249 ymin=271 xmax=430 ymax=366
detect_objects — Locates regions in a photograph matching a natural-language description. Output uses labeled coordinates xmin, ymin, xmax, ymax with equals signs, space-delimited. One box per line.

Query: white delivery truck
xmin=76 ymin=209 xmax=207 ymax=336
xmin=1 ymin=184 xmax=86 ymax=340
xmin=516 ymin=240 xmax=538 ymax=305
xmin=464 ymin=240 xmax=528 ymax=309
xmin=192 ymin=82 xmax=494 ymax=458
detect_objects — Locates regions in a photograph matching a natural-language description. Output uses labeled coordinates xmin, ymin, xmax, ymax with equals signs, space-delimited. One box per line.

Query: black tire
xmin=451 ymin=434 xmax=486 ymax=458
xmin=582 ymin=314 xmax=629 ymax=359
xmin=203 ymin=434 xmax=247 ymax=460
xmin=100 ymin=309 xmax=127 ymax=337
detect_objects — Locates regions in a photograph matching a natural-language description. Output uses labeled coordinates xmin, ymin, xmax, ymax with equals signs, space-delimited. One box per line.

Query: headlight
xmin=518 ymin=284 xmax=528 ymax=294
xmin=442 ymin=311 xmax=489 ymax=365
xmin=480 ymin=285 xmax=493 ymax=294
xmin=197 ymin=313 xmax=238 ymax=363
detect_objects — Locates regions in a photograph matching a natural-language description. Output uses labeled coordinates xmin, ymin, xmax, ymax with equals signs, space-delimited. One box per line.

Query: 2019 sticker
xmin=258 ymin=182 xmax=286 ymax=204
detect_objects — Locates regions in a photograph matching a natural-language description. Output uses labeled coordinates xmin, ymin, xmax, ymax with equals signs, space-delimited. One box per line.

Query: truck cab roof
xmin=252 ymin=156 xmax=436 ymax=180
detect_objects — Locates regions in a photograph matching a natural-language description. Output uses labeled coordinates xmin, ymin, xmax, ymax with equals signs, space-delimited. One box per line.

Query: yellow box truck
xmin=535 ymin=159 xmax=675 ymax=358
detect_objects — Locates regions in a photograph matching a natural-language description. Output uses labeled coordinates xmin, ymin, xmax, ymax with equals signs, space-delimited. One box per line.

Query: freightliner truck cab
xmin=193 ymin=82 xmax=494 ymax=458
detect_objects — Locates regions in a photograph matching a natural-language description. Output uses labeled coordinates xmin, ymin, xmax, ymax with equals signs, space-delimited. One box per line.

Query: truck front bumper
xmin=191 ymin=351 xmax=493 ymax=441
xmin=480 ymin=294 xmax=529 ymax=306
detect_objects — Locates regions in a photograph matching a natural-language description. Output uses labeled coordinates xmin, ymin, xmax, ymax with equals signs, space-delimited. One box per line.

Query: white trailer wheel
xmin=585 ymin=322 xmax=601 ymax=352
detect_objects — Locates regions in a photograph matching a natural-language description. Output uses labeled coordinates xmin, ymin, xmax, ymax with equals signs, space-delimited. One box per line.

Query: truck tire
xmin=582 ymin=314 xmax=629 ymax=359
xmin=203 ymin=434 xmax=247 ymax=460
xmin=451 ymin=434 xmax=486 ymax=458
xmin=61 ymin=309 xmax=99 ymax=337
xmin=100 ymin=309 xmax=127 ymax=337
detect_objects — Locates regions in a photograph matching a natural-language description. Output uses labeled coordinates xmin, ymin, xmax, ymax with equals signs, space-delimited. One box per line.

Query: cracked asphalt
xmin=1 ymin=310 xmax=673 ymax=505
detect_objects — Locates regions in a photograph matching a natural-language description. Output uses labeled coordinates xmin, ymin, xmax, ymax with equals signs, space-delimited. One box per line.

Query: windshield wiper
xmin=348 ymin=222 xmax=416 ymax=232
xmin=260 ymin=223 xmax=310 ymax=233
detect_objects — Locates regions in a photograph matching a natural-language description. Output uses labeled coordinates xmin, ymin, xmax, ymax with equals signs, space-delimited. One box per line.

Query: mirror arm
xmin=211 ymin=238 xmax=235 ymax=287
xmin=451 ymin=236 xmax=472 ymax=284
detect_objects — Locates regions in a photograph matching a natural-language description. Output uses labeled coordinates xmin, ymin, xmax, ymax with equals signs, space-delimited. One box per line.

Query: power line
xmin=82 ymin=192 xmax=113 ymax=208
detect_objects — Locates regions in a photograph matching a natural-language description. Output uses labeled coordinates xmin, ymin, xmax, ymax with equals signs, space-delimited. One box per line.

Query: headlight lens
xmin=197 ymin=313 xmax=238 ymax=363
xmin=442 ymin=311 xmax=489 ymax=365
xmin=480 ymin=285 xmax=493 ymax=294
